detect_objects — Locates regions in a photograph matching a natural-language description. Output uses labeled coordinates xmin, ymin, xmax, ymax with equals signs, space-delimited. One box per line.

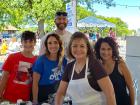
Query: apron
xmin=67 ymin=58 xmax=106 ymax=105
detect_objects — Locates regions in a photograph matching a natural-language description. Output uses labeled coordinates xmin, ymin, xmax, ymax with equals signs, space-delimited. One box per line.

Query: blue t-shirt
xmin=32 ymin=54 xmax=67 ymax=85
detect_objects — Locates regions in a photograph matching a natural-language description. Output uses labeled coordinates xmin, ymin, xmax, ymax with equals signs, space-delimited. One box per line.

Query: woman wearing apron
xmin=55 ymin=32 xmax=116 ymax=105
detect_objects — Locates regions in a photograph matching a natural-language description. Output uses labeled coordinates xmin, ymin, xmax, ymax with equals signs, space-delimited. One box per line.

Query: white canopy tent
xmin=77 ymin=16 xmax=116 ymax=28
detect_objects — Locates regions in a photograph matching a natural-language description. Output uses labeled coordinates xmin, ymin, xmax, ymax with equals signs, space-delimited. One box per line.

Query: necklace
xmin=75 ymin=64 xmax=85 ymax=74
xmin=74 ymin=59 xmax=86 ymax=74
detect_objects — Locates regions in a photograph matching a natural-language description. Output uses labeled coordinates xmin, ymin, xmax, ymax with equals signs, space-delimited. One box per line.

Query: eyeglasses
xmin=55 ymin=11 xmax=67 ymax=17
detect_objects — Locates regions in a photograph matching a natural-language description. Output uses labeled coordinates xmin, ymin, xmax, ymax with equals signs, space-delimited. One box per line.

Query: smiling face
xmin=55 ymin=16 xmax=68 ymax=30
xmin=21 ymin=39 xmax=36 ymax=53
xmin=100 ymin=42 xmax=113 ymax=61
xmin=71 ymin=38 xmax=88 ymax=60
xmin=47 ymin=36 xmax=60 ymax=55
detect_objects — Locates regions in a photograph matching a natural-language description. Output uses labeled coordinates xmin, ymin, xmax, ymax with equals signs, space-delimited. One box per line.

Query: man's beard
xmin=56 ymin=23 xmax=67 ymax=30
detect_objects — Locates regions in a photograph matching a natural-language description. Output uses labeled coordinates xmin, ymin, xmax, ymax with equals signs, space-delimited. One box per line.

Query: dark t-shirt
xmin=62 ymin=59 xmax=107 ymax=91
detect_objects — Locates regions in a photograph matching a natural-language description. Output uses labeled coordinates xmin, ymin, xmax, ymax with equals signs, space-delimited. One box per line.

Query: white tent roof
xmin=77 ymin=16 xmax=116 ymax=28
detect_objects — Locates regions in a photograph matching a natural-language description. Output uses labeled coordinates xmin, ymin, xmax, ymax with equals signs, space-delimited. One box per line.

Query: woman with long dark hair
xmin=94 ymin=37 xmax=134 ymax=105
xmin=32 ymin=33 xmax=67 ymax=104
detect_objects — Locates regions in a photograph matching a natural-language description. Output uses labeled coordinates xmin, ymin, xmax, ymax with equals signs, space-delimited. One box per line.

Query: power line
xmin=115 ymin=3 xmax=140 ymax=9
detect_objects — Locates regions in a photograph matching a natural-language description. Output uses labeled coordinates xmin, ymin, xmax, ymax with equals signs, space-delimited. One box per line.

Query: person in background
xmin=0 ymin=31 xmax=37 ymax=103
xmin=0 ymin=38 xmax=2 ymax=45
xmin=0 ymin=39 xmax=8 ymax=55
xmin=94 ymin=37 xmax=135 ymax=105
xmin=55 ymin=32 xmax=116 ymax=105
xmin=96 ymin=31 xmax=100 ymax=40
xmin=89 ymin=31 xmax=97 ymax=47
xmin=32 ymin=33 xmax=67 ymax=104
xmin=39 ymin=11 xmax=72 ymax=56
xmin=108 ymin=28 xmax=116 ymax=41
xmin=8 ymin=37 xmax=20 ymax=53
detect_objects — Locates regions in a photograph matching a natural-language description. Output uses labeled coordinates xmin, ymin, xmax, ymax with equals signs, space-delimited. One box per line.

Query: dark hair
xmin=109 ymin=27 xmax=113 ymax=30
xmin=67 ymin=32 xmax=94 ymax=59
xmin=44 ymin=33 xmax=63 ymax=59
xmin=21 ymin=31 xmax=36 ymax=42
xmin=55 ymin=11 xmax=67 ymax=17
xmin=94 ymin=37 xmax=119 ymax=60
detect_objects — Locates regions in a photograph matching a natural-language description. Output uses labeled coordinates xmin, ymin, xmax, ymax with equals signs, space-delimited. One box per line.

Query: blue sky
xmin=93 ymin=0 xmax=140 ymax=30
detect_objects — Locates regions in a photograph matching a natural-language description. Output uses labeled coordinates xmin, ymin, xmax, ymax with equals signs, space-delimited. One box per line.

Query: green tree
xmin=105 ymin=17 xmax=132 ymax=36
xmin=77 ymin=6 xmax=96 ymax=20
xmin=0 ymin=0 xmax=63 ymax=37
xmin=65 ymin=0 xmax=115 ymax=11
xmin=0 ymin=0 xmax=116 ymax=34
xmin=26 ymin=0 xmax=63 ymax=36
xmin=96 ymin=15 xmax=133 ymax=37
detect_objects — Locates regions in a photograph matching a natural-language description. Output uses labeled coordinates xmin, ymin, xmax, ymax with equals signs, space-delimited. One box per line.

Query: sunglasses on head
xmin=56 ymin=12 xmax=67 ymax=17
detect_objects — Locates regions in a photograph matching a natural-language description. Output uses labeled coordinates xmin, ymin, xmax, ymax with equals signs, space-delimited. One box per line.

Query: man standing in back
xmin=39 ymin=11 xmax=72 ymax=55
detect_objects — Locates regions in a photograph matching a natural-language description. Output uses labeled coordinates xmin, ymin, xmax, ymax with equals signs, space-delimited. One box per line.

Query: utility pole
xmin=71 ymin=0 xmax=77 ymax=32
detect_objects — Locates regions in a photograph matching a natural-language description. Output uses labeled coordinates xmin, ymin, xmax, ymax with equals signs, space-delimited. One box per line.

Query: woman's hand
xmin=97 ymin=76 xmax=116 ymax=105
xmin=55 ymin=81 xmax=68 ymax=105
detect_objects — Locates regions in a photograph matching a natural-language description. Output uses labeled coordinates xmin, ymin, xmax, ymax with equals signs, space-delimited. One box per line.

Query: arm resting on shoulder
xmin=97 ymin=76 xmax=116 ymax=105
xmin=55 ymin=81 xmax=68 ymax=105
